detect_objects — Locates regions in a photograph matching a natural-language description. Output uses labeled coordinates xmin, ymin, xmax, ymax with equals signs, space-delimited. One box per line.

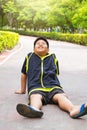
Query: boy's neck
xmin=34 ymin=52 xmax=49 ymax=57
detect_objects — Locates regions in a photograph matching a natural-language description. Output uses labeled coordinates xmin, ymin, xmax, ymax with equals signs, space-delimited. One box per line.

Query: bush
xmin=0 ymin=31 xmax=19 ymax=52
xmin=30 ymin=32 xmax=87 ymax=46
xmin=2 ymin=29 xmax=87 ymax=47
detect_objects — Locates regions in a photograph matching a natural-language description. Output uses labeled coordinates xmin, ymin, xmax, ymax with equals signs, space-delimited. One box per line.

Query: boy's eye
xmin=36 ymin=42 xmax=46 ymax=46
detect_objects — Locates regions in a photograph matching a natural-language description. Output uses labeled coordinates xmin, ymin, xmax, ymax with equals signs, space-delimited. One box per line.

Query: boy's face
xmin=34 ymin=40 xmax=49 ymax=56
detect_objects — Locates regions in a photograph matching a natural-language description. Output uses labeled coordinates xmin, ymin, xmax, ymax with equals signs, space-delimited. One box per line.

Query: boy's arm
xmin=15 ymin=54 xmax=30 ymax=94
xmin=15 ymin=73 xmax=27 ymax=94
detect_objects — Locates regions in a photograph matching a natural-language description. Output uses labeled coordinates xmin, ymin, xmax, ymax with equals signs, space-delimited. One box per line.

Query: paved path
xmin=0 ymin=35 xmax=87 ymax=130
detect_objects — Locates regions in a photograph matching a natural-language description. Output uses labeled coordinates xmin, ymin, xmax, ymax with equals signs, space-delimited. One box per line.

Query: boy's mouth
xmin=38 ymin=46 xmax=44 ymax=49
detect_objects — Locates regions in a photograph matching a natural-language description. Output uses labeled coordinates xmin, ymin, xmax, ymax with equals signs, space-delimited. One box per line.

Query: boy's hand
xmin=15 ymin=90 xmax=26 ymax=94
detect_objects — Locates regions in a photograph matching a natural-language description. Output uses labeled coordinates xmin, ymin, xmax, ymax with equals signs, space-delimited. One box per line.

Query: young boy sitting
xmin=15 ymin=37 xmax=87 ymax=119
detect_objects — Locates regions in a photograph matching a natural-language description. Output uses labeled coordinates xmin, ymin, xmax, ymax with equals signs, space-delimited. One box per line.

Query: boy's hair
xmin=34 ymin=37 xmax=49 ymax=48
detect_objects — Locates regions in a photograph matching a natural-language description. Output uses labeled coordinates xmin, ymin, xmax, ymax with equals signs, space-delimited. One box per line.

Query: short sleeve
xmin=21 ymin=57 xmax=27 ymax=75
xmin=52 ymin=53 xmax=59 ymax=75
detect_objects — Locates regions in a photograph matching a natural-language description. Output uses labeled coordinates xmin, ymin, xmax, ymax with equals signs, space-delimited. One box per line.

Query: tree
xmin=0 ymin=0 xmax=87 ymax=33
xmin=72 ymin=1 xmax=87 ymax=32
xmin=3 ymin=0 xmax=18 ymax=28
xmin=46 ymin=0 xmax=79 ymax=33
xmin=0 ymin=0 xmax=9 ymax=28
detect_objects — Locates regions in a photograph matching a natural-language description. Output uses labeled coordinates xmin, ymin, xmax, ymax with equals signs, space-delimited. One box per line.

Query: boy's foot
xmin=72 ymin=103 xmax=87 ymax=119
xmin=16 ymin=103 xmax=43 ymax=118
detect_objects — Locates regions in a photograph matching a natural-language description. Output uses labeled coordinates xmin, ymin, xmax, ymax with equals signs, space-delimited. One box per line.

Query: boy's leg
xmin=52 ymin=93 xmax=87 ymax=118
xmin=52 ymin=93 xmax=74 ymax=113
xmin=16 ymin=94 xmax=43 ymax=118
xmin=29 ymin=94 xmax=43 ymax=110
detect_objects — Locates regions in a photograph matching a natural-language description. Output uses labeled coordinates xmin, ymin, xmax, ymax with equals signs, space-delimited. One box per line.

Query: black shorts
xmin=29 ymin=88 xmax=64 ymax=105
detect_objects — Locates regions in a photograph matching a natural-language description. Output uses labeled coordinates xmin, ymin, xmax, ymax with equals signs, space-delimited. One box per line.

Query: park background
xmin=0 ymin=0 xmax=87 ymax=52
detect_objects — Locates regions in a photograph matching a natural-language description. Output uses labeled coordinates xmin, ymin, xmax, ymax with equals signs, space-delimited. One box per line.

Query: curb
xmin=0 ymin=42 xmax=23 ymax=65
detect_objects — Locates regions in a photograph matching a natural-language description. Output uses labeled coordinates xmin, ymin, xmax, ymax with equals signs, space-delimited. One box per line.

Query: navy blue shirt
xmin=21 ymin=52 xmax=61 ymax=92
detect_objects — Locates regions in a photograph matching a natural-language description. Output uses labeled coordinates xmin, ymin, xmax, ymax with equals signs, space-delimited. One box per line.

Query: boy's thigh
xmin=52 ymin=93 xmax=68 ymax=104
xmin=49 ymin=88 xmax=65 ymax=104
xmin=29 ymin=90 xmax=47 ymax=105
xmin=30 ymin=93 xmax=43 ymax=100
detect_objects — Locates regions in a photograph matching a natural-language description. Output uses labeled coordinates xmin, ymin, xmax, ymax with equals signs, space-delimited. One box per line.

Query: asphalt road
xmin=0 ymin=35 xmax=87 ymax=130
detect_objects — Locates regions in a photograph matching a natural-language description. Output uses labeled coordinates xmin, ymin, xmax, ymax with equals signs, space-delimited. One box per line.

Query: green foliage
xmin=12 ymin=30 xmax=87 ymax=46
xmin=72 ymin=2 xmax=87 ymax=29
xmin=0 ymin=31 xmax=19 ymax=52
xmin=0 ymin=0 xmax=87 ymax=33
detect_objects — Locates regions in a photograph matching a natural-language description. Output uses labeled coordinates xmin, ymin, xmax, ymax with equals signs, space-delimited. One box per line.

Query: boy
xmin=15 ymin=37 xmax=87 ymax=119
